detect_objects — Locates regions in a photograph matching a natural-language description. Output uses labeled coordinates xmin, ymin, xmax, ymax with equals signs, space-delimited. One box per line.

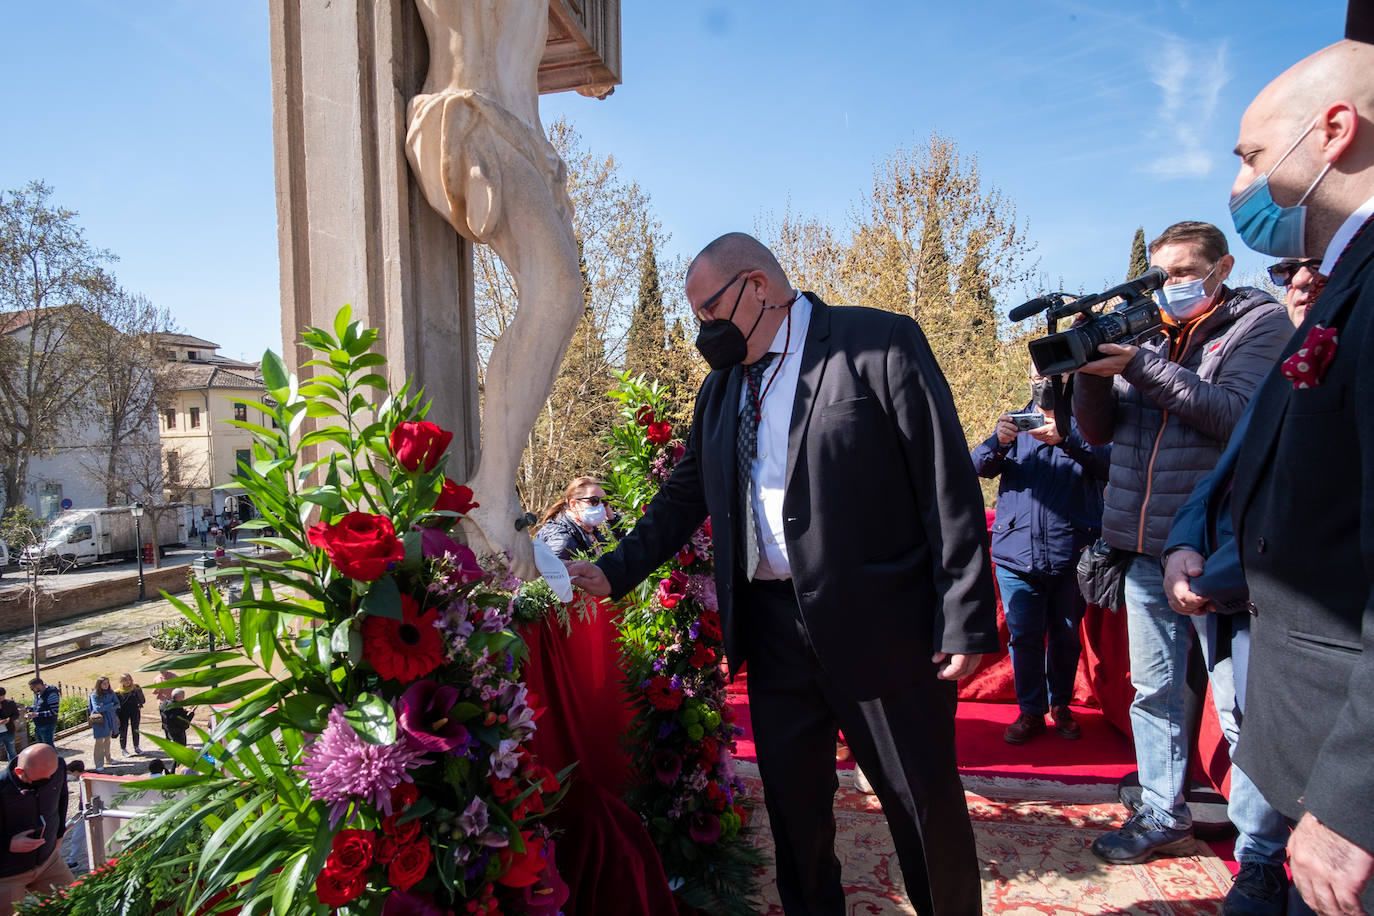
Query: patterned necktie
xmin=737 ymin=352 xmax=777 ymax=579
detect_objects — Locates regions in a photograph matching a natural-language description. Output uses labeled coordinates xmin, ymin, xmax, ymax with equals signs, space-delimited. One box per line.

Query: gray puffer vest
xmin=1073 ymin=285 xmax=1293 ymax=558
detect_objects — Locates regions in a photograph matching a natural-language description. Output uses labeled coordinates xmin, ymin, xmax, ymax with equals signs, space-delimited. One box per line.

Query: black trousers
xmin=743 ymin=578 xmax=982 ymax=916
xmin=118 ymin=710 xmax=141 ymax=750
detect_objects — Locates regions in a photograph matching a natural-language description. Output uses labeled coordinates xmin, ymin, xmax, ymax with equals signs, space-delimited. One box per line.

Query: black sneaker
xmin=1223 ymin=862 xmax=1289 ymax=916
xmin=1091 ymin=810 xmax=1195 ymax=864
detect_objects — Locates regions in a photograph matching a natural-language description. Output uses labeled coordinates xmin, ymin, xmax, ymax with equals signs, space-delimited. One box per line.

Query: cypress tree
xmin=1127 ymin=226 xmax=1149 ymax=280
xmin=624 ymin=236 xmax=666 ymax=381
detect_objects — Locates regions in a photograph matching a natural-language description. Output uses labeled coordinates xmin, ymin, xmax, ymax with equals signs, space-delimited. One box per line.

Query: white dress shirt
xmin=1320 ymin=193 xmax=1374 ymax=277
xmin=739 ymin=292 xmax=812 ymax=580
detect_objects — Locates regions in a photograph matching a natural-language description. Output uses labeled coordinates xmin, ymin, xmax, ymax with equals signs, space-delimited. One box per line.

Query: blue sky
xmin=0 ymin=2 xmax=1347 ymax=361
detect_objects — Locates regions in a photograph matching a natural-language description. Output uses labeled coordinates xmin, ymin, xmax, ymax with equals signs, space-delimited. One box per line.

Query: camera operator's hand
xmin=1027 ymin=412 xmax=1064 ymax=445
xmin=994 ymin=414 xmax=1020 ymax=445
xmin=1163 ymin=549 xmax=1210 ymax=616
xmin=1075 ymin=342 xmax=1139 ymax=377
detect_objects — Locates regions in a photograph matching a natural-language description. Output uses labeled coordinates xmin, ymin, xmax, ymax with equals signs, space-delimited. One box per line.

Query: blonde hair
xmin=539 ymin=476 xmax=601 ymax=526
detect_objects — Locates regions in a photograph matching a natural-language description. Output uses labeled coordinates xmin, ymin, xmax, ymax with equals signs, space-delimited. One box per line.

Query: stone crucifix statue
xmin=405 ymin=0 xmax=584 ymax=578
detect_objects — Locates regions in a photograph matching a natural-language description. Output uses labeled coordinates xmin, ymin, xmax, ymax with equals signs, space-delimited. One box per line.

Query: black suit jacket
xmin=598 ymin=296 xmax=999 ymax=700
xmin=1231 ymin=218 xmax=1374 ymax=855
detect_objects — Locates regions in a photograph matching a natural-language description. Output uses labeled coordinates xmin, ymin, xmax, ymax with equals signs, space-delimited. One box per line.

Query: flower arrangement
xmin=603 ymin=373 xmax=766 ymax=916
xmin=26 ymin=307 xmax=570 ymax=916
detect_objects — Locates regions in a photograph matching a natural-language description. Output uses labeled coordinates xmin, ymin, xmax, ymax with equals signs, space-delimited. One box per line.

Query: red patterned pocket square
xmin=1281 ymin=325 xmax=1339 ymax=389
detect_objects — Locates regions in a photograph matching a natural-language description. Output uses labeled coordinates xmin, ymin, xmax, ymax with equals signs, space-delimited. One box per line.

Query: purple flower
xmin=657 ymin=719 xmax=677 ymax=739
xmin=458 ymin=796 xmax=490 ymax=838
xmin=398 ymin=679 xmax=471 ymax=753
xmin=296 ymin=706 xmax=427 ymax=824
xmin=419 ymin=526 xmax=465 ymax=560
xmin=382 ymin=889 xmax=445 ymax=916
xmin=652 ymin=749 xmax=682 ymax=785
xmin=489 ymin=738 xmax=522 ymax=778
xmin=689 ymin=812 xmax=722 ymax=844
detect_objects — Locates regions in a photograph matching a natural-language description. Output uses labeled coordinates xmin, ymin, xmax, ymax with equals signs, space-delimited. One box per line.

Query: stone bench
xmin=34 ymin=629 xmax=101 ymax=661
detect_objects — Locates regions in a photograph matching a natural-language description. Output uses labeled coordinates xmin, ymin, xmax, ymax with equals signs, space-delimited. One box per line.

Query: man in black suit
xmin=568 ymin=233 xmax=998 ymax=915
xmin=1225 ymin=39 xmax=1374 ymax=916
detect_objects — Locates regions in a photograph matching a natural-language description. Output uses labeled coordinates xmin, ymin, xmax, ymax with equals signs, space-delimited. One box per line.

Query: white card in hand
xmin=531 ymin=538 xmax=574 ymax=603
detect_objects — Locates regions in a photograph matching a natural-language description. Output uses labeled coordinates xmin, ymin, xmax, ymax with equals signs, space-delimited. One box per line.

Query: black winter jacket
xmin=1073 ymin=285 xmax=1293 ymax=558
xmin=0 ymin=757 xmax=68 ymax=877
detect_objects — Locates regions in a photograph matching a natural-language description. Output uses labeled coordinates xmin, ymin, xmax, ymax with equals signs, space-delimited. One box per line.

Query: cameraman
xmin=972 ymin=373 xmax=1109 ymax=745
xmin=1071 ymin=221 xmax=1293 ymax=869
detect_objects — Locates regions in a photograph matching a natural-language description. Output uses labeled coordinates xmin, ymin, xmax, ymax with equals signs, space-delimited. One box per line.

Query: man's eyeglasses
xmin=692 ymin=271 xmax=751 ymax=325
xmin=1267 ymin=259 xmax=1321 ymax=286
xmin=574 ymin=496 xmax=606 ymax=506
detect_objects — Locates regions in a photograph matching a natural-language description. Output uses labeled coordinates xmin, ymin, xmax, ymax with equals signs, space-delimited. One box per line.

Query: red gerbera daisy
xmin=645 ymin=675 xmax=683 ymax=711
xmin=363 ymin=595 xmax=444 ymax=682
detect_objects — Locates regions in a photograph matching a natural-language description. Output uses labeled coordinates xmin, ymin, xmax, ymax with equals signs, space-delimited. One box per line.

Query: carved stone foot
xmin=459 ymin=488 xmax=536 ymax=581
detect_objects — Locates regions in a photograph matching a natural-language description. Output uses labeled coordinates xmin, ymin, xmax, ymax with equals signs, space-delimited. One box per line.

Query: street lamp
xmin=191 ymin=552 xmax=218 ymax=664
xmin=130 ymin=502 xmax=146 ymax=601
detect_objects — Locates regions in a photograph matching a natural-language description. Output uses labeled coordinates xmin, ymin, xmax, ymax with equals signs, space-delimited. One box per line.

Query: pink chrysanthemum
xmin=298 ymin=706 xmax=428 ymax=823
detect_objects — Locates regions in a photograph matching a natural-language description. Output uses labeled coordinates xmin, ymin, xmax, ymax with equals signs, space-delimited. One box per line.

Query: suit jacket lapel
xmin=721 ymin=364 xmax=744 ymax=515
xmin=786 ymin=294 xmax=832 ymax=493
xmin=1232 ymin=225 xmax=1374 ymax=527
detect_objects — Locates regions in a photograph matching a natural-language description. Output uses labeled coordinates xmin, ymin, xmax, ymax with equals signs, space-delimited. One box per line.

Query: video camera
xmin=1012 ymin=266 xmax=1168 ymax=376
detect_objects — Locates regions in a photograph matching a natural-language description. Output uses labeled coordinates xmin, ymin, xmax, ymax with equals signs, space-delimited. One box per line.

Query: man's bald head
xmin=687 ymin=232 xmax=791 ymax=291
xmin=1234 ymin=40 xmax=1374 ymax=257
xmin=15 ymin=743 xmax=58 ymax=782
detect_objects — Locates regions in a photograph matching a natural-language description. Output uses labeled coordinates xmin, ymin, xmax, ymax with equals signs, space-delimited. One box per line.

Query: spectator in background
xmin=115 ymin=674 xmax=145 ymax=757
xmin=536 ymin=477 xmax=615 ymax=561
xmin=0 ymin=691 xmax=18 ymax=762
xmin=25 ymin=680 xmax=60 ymax=748
xmin=160 ymin=690 xmax=194 ymax=746
xmin=972 ymin=372 xmax=1110 ymax=744
xmin=87 ymin=679 xmax=118 ymax=774
xmin=0 ymin=743 xmax=71 ymax=915
xmin=1267 ymin=257 xmax=1328 ymax=326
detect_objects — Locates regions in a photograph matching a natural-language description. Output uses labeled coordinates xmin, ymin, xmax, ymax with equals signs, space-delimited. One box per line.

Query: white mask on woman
xmin=577 ymin=502 xmax=607 ymax=528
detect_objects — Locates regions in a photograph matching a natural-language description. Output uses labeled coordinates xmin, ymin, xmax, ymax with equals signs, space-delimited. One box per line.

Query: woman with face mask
xmin=87 ymin=678 xmax=119 ymax=774
xmin=534 ymin=476 xmax=614 ymax=561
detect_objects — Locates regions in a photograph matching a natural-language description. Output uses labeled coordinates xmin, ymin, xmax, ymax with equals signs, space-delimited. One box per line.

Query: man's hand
xmin=1027 ymin=412 xmax=1064 ymax=445
xmin=1289 ymin=812 xmax=1374 ymax=916
xmin=994 ymin=415 xmax=1019 ymax=445
xmin=1163 ymin=549 xmax=1210 ymax=616
xmin=9 ymin=831 xmax=44 ymax=854
xmin=566 ymin=561 xmax=611 ymax=597
xmin=932 ymin=652 xmax=981 ymax=681
xmin=1075 ymin=343 xmax=1139 ymax=377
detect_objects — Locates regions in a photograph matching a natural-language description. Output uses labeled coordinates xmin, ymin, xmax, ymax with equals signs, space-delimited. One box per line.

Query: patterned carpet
xmin=739 ymin=763 xmax=1235 ymax=915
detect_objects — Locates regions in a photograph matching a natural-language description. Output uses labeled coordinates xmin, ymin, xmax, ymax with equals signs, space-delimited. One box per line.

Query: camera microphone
xmin=1048 ymin=266 xmax=1167 ymax=319
xmin=1009 ymin=294 xmax=1066 ymax=323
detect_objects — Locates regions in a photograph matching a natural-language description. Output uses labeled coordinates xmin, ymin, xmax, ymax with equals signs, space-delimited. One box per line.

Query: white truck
xmin=20 ymin=505 xmax=188 ymax=570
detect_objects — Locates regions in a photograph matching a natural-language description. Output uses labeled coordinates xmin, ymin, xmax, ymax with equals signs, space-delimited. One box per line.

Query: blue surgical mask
xmin=1157 ymin=263 xmax=1218 ymax=322
xmin=1230 ymin=119 xmax=1332 ymax=258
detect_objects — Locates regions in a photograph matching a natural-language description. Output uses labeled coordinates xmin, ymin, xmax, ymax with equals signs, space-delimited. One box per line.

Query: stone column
xmin=269 ymin=0 xmax=480 ymax=475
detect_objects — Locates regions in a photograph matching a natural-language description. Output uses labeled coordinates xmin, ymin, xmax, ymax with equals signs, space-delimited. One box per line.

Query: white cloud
xmin=1144 ymin=36 xmax=1231 ymax=179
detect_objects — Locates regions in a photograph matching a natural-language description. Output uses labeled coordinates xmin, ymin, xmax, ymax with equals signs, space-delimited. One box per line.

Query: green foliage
xmin=603 ymin=375 xmax=767 ymax=916
xmin=149 ymin=619 xmax=225 ymax=652
xmin=55 ymin=693 xmax=88 ymax=731
xmin=1127 ymin=226 xmax=1150 ymax=281
xmin=0 ymin=505 xmax=44 ymax=553
xmin=624 ymin=235 xmax=667 ymax=382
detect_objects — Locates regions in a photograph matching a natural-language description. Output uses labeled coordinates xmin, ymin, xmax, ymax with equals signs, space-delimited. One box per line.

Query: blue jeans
xmin=1123 ymin=554 xmax=1288 ymax=864
xmin=33 ymin=721 xmax=56 ymax=746
xmin=994 ymin=565 xmax=1085 ymax=715
xmin=0 ymin=730 xmax=14 ymax=761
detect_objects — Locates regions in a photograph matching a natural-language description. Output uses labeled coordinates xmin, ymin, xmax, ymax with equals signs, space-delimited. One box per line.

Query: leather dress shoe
xmin=1051 ymin=705 xmax=1082 ymax=740
xmin=1003 ymin=711 xmax=1045 ymax=745
xmin=1091 ymin=810 xmax=1195 ymax=864
xmin=1222 ymin=862 xmax=1289 ymax=916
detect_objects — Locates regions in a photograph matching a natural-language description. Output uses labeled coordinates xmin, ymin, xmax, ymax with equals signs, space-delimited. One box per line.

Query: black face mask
xmin=694 ymin=278 xmax=768 ymax=372
xmin=1030 ymin=379 xmax=1055 ymax=410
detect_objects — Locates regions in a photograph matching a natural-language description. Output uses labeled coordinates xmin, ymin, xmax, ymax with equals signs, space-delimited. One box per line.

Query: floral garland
xmin=603 ymin=373 xmax=766 ymax=916
xmin=25 ymin=307 xmax=570 ymax=916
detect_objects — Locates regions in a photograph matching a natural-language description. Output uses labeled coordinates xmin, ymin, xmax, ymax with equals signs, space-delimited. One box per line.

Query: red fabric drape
xmin=519 ymin=595 xmax=678 ymax=916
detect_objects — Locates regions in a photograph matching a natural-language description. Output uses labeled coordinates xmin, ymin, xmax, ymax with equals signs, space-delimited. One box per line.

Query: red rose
xmin=530 ymin=763 xmax=560 ymax=795
xmin=702 ymin=517 xmax=713 ymax=539
xmin=645 ymin=421 xmax=672 ymax=444
xmin=488 ymin=775 xmax=518 ymax=801
xmin=657 ymin=571 xmax=689 ymax=610
xmin=690 ymin=643 xmax=717 ymax=669
xmin=676 ymin=546 xmax=696 ymax=566
xmin=391 ymin=782 xmax=419 ymax=811
xmin=513 ymin=789 xmax=545 ymax=820
xmin=307 ymin=511 xmax=405 ymax=581
xmin=390 ymin=420 xmax=453 ymax=472
xmin=698 ymin=609 xmax=722 ymax=642
xmin=635 ymin=405 xmax=655 ymax=426
xmin=381 ymin=813 xmax=422 ymax=844
xmin=434 ymin=478 xmax=479 ymax=515
xmin=646 ymin=676 xmax=683 ymax=711
xmin=326 ymin=829 xmax=376 ymax=875
xmin=375 ymin=834 xmax=400 ymax=864
xmin=705 ymin=781 xmax=728 ymax=812
xmin=497 ymin=833 xmax=547 ymax=888
xmin=316 ymin=863 xmax=367 ymax=907
xmin=698 ymin=736 xmax=720 ymax=767
xmin=388 ymin=839 xmax=433 ymax=892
